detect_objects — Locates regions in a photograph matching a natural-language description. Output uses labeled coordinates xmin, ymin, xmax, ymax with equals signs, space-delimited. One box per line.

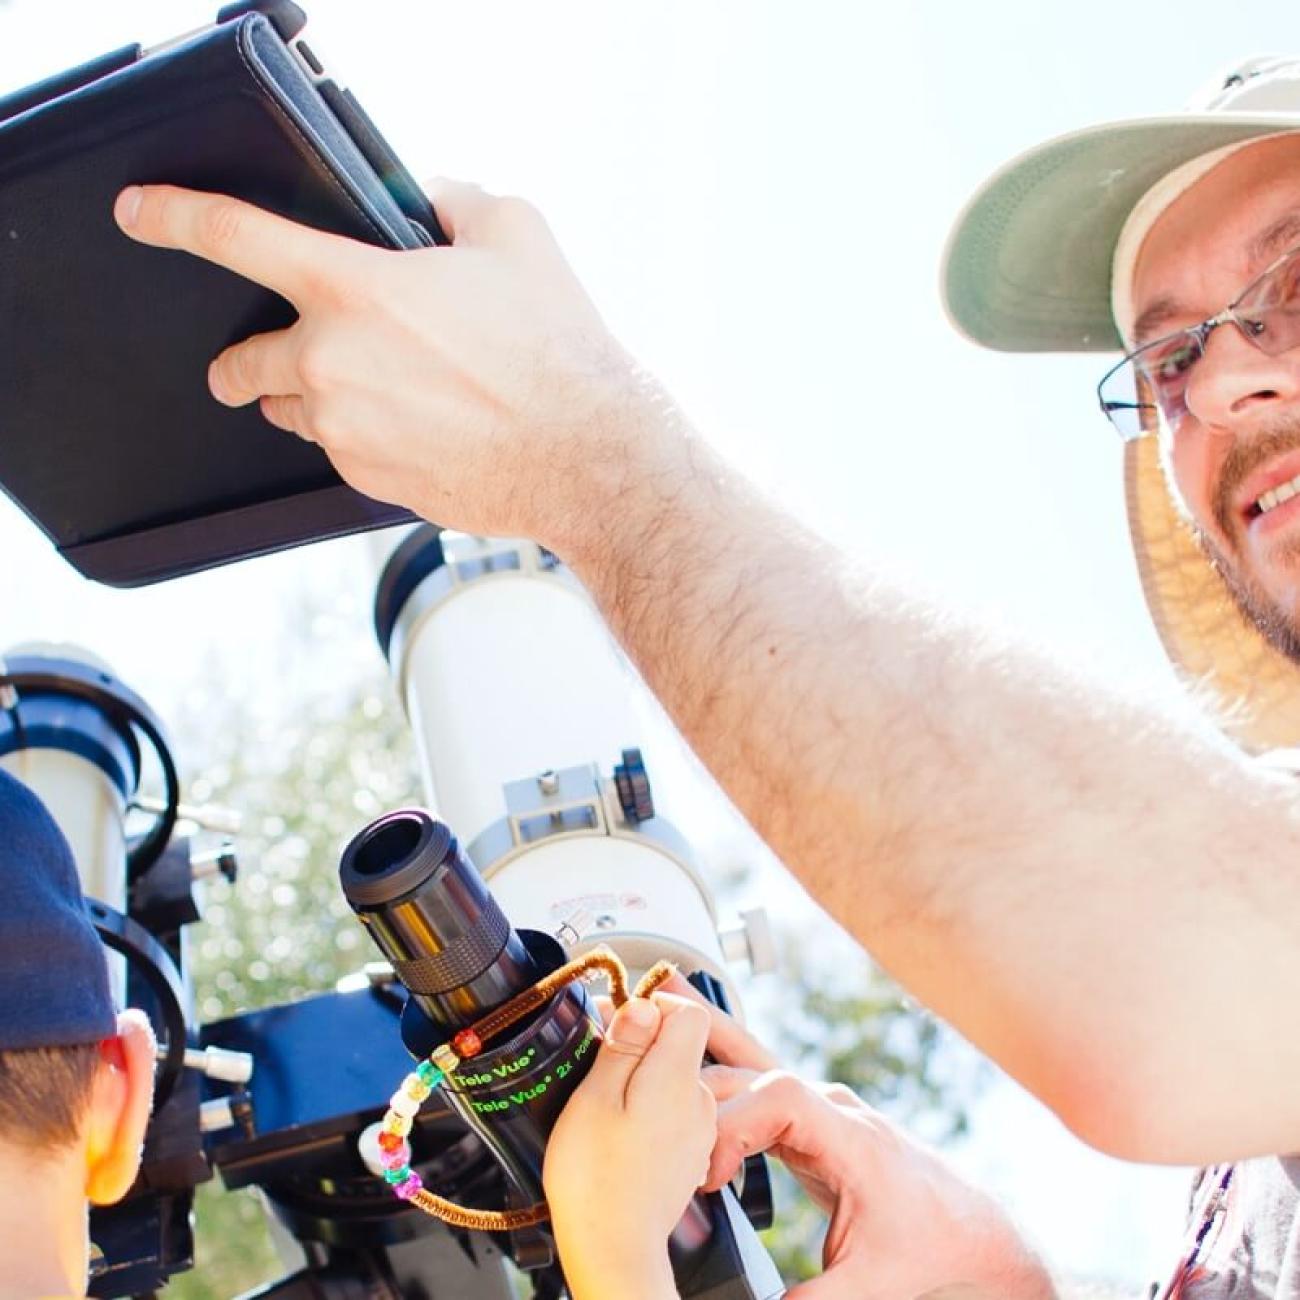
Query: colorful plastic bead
xmin=416 ymin=1060 xmax=443 ymax=1087
xmin=383 ymin=1112 xmax=413 ymax=1138
xmin=394 ymin=1172 xmax=424 ymax=1201
xmin=453 ymin=1028 xmax=482 ymax=1058
xmin=403 ymin=1074 xmax=432 ymax=1103
xmin=377 ymin=1130 xmax=405 ymax=1154
xmin=380 ymin=1144 xmax=411 ymax=1171
xmin=384 ymin=1165 xmax=412 ymax=1184
xmin=431 ymin=1044 xmax=459 ymax=1074
xmin=389 ymin=1089 xmax=420 ymax=1118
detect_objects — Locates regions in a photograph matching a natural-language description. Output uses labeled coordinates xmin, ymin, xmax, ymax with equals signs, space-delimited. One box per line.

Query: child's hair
xmin=0 ymin=1043 xmax=100 ymax=1151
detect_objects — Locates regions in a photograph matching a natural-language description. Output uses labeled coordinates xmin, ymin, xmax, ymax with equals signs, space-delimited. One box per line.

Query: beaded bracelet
xmin=375 ymin=946 xmax=676 ymax=1232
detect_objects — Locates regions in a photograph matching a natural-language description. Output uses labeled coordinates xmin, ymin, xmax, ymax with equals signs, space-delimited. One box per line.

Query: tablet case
xmin=0 ymin=3 xmax=445 ymax=587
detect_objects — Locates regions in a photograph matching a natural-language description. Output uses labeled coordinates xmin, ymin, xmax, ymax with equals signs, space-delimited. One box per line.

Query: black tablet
xmin=0 ymin=0 xmax=444 ymax=587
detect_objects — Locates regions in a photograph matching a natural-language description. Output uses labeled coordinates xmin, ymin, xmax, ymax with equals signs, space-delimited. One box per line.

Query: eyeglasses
xmin=1097 ymin=243 xmax=1300 ymax=441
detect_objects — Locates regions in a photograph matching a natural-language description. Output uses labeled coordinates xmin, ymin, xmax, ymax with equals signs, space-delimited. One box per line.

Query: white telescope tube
xmin=376 ymin=531 xmax=756 ymax=1004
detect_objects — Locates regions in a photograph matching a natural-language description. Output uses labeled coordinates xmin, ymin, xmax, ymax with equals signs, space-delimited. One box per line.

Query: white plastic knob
xmin=719 ymin=907 xmax=778 ymax=975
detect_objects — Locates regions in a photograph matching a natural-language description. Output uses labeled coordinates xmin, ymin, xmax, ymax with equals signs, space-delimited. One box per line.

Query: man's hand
xmin=543 ymin=993 xmax=715 ymax=1300
xmin=663 ymin=976 xmax=1055 ymax=1300
xmin=706 ymin=1071 xmax=1055 ymax=1300
xmin=113 ymin=180 xmax=666 ymax=555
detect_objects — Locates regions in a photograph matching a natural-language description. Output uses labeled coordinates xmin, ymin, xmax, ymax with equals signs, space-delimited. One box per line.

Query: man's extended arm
xmin=557 ymin=385 xmax=1298 ymax=1165
xmin=113 ymin=180 xmax=1300 ymax=1163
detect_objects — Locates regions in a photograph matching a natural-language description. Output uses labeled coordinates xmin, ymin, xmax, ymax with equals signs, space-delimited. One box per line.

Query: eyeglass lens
xmin=1099 ymin=247 xmax=1300 ymax=440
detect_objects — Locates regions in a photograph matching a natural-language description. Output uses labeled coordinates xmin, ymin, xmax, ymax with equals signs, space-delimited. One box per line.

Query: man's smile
xmin=1250 ymin=470 xmax=1300 ymax=518
xmin=1237 ymin=449 xmax=1300 ymax=534
xmin=1210 ymin=430 xmax=1300 ymax=546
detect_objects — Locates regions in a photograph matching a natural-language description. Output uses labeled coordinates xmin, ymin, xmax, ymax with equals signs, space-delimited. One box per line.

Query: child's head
xmin=0 ymin=768 xmax=154 ymax=1201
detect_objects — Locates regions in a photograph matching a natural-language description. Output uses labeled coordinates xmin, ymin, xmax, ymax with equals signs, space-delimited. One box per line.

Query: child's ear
xmin=84 ymin=1010 xmax=155 ymax=1205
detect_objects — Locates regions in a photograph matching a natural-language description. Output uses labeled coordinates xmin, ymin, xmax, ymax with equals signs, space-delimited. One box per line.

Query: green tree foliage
xmin=158 ymin=659 xmax=974 ymax=1296
xmin=164 ymin=666 xmax=422 ymax=1300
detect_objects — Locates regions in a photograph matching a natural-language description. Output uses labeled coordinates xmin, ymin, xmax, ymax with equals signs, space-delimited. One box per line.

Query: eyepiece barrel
xmin=338 ymin=809 xmax=542 ymax=1030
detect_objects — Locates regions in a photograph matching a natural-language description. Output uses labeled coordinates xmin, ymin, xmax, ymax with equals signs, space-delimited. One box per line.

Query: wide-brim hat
xmin=943 ymin=56 xmax=1300 ymax=752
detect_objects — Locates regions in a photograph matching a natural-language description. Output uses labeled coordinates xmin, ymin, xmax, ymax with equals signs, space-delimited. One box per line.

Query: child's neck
xmin=0 ymin=1145 xmax=89 ymax=1298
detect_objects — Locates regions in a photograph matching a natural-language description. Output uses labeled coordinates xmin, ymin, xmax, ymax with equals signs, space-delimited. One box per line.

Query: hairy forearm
xmin=557 ymin=378 xmax=1300 ymax=1163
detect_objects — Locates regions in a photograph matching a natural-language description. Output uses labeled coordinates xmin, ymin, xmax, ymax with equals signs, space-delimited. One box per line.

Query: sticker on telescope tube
xmin=456 ymin=1029 xmax=599 ymax=1114
xmin=551 ymin=892 xmax=647 ymax=917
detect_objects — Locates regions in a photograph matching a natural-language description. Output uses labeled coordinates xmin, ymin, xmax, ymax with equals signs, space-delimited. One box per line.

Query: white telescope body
xmin=376 ymin=531 xmax=773 ymax=1007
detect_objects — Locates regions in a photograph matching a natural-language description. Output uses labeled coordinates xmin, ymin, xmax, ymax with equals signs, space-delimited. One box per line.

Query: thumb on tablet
xmin=422 ymin=177 xmax=550 ymax=252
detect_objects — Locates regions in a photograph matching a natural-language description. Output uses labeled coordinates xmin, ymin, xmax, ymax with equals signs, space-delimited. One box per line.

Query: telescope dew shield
xmin=0 ymin=648 xmax=138 ymax=918
xmin=339 ymin=809 xmax=603 ymax=1203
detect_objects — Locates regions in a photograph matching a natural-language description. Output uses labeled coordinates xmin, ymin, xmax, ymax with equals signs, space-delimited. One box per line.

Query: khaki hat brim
xmin=943 ymin=115 xmax=1300 ymax=354
xmin=1126 ymin=436 xmax=1300 ymax=752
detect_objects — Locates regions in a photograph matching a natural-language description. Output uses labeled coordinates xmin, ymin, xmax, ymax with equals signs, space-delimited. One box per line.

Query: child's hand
xmin=543 ymin=993 xmax=714 ymax=1300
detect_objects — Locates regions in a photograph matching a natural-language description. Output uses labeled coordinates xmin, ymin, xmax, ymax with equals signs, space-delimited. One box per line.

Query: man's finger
xmin=422 ymin=178 xmax=497 ymax=244
xmin=579 ymin=998 xmax=662 ymax=1106
xmin=657 ymin=971 xmax=779 ymax=1073
xmin=704 ymin=1082 xmax=797 ymax=1190
xmin=114 ymin=185 xmax=360 ymax=302
xmin=701 ymin=1063 xmax=762 ymax=1104
xmin=259 ymin=395 xmax=310 ymax=440
xmin=702 ymin=1072 xmax=838 ymax=1192
xmin=210 ymin=329 xmax=302 ymax=407
xmin=422 ymin=177 xmax=545 ymax=250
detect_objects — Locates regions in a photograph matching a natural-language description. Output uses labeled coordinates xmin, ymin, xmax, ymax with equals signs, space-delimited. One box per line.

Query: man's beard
xmin=1201 ymin=422 xmax=1300 ymax=665
xmin=1210 ymin=539 xmax=1300 ymax=665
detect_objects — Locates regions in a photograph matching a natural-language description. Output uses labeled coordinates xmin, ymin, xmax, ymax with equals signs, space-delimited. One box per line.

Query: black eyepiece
xmin=339 ymin=810 xmax=451 ymax=901
xmin=339 ymin=809 xmax=541 ymax=1030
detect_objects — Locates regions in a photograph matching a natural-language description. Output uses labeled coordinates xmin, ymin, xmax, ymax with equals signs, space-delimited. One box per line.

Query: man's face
xmin=1133 ymin=134 xmax=1300 ymax=658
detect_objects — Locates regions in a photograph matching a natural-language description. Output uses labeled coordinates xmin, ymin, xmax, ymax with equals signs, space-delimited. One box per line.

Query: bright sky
xmin=2 ymin=0 xmax=1294 ymax=1289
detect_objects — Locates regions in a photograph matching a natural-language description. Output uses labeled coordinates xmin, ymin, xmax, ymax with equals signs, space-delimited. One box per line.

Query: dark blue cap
xmin=0 ymin=768 xmax=116 ymax=1049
